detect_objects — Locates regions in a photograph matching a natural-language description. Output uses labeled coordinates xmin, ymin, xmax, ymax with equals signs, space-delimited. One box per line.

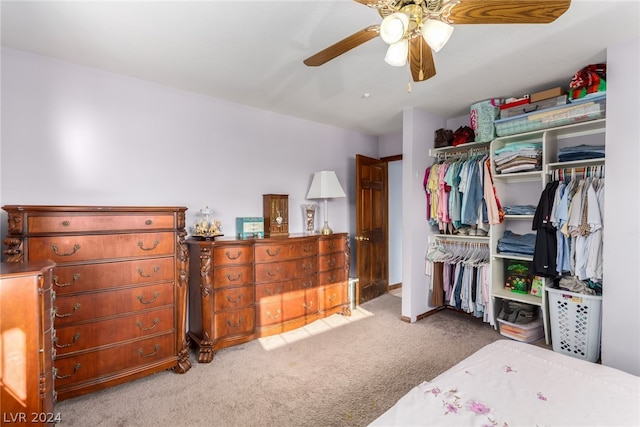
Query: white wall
xmin=0 ymin=48 xmax=379 ymax=246
xmin=601 ymin=36 xmax=640 ymax=375
xmin=401 ymin=107 xmax=445 ymax=321
xmin=388 ymin=160 xmax=402 ymax=286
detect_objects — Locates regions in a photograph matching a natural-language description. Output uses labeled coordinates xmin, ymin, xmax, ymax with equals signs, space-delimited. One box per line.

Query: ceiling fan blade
xmin=447 ymin=0 xmax=571 ymax=24
xmin=408 ymin=36 xmax=436 ymax=82
xmin=304 ymin=25 xmax=380 ymax=67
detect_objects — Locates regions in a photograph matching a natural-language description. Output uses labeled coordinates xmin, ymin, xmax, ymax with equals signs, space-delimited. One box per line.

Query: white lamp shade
xmin=422 ymin=19 xmax=454 ymax=52
xmin=380 ymin=12 xmax=409 ymax=44
xmin=306 ymin=171 xmax=346 ymax=199
xmin=384 ymin=39 xmax=408 ymax=67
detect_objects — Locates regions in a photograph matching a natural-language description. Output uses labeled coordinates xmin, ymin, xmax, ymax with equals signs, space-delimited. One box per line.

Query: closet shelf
xmin=493 ymin=170 xmax=543 ymax=183
xmin=492 ymin=287 xmax=542 ymax=307
xmin=545 ymin=158 xmax=605 ymax=174
xmin=429 ymin=140 xmax=490 ymax=157
xmin=433 ymin=234 xmax=490 ymax=242
xmin=492 ymin=253 xmax=533 ymax=262
xmin=503 ymin=214 xmax=534 ymax=221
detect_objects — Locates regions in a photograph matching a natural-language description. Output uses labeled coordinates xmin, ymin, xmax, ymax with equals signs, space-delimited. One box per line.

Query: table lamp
xmin=306 ymin=171 xmax=346 ymax=235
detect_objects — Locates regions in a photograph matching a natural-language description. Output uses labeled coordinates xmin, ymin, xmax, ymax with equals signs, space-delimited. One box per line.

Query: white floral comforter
xmin=369 ymin=340 xmax=640 ymax=427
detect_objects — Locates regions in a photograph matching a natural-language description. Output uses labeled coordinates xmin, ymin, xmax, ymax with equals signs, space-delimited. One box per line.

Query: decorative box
xmin=236 ymin=217 xmax=264 ymax=239
xmin=263 ymin=194 xmax=289 ymax=237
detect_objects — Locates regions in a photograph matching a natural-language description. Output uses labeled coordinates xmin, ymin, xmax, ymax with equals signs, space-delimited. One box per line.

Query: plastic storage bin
xmin=547 ymin=287 xmax=603 ymax=362
xmin=497 ymin=317 xmax=544 ymax=343
xmin=494 ymin=95 xmax=606 ymax=137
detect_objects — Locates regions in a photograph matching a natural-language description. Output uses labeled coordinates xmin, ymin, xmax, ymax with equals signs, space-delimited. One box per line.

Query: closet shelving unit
xmin=489 ymin=118 xmax=606 ymax=344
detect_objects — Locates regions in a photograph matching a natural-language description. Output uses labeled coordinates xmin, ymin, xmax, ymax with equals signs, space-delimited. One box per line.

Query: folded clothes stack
xmin=497 ymin=230 xmax=536 ymax=256
xmin=493 ymin=142 xmax=542 ymax=174
xmin=502 ymin=205 xmax=537 ymax=215
xmin=558 ymin=144 xmax=605 ymax=162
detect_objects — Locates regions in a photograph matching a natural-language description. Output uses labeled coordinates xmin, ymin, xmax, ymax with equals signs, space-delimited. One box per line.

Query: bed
xmin=369 ymin=339 xmax=640 ymax=426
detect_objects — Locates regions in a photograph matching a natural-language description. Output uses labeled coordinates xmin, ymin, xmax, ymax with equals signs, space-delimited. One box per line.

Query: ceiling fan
xmin=304 ymin=0 xmax=571 ymax=83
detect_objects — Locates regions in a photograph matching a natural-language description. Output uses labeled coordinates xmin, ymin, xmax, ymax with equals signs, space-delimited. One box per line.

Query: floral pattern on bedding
xmin=423 ymin=365 xmax=547 ymax=427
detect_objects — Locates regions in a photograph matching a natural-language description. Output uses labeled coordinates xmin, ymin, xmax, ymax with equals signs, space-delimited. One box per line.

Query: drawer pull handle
xmin=51 ymin=244 xmax=81 ymax=257
xmin=301 ymin=281 xmax=313 ymax=289
xmin=266 ymin=248 xmax=281 ymax=257
xmin=328 ymin=294 xmax=337 ymax=303
xmin=328 ymin=241 xmax=336 ymax=250
xmin=302 ymin=262 xmax=313 ymax=270
xmin=226 ymin=272 xmax=242 ymax=282
xmin=55 ymin=363 xmax=81 ymax=379
xmin=225 ymin=250 xmax=242 ymax=260
xmin=328 ymin=258 xmax=336 ymax=267
xmin=137 ymin=265 xmax=160 ymax=278
xmin=54 ymin=303 xmax=81 ymax=318
xmin=303 ymin=301 xmax=314 ymax=310
xmin=266 ymin=267 xmax=281 ymax=277
xmin=137 ymin=292 xmax=160 ymax=304
xmin=265 ymin=287 xmax=281 ymax=296
xmin=226 ymin=317 xmax=243 ymax=328
xmin=145 ymin=219 xmax=153 ymax=225
xmin=266 ymin=309 xmax=281 ymax=319
xmin=53 ymin=273 xmax=80 ymax=287
xmin=138 ymin=344 xmax=160 ymax=358
xmin=62 ymin=220 xmax=70 ymax=227
xmin=303 ymin=245 xmax=313 ymax=252
xmin=226 ymin=293 xmax=243 ymax=304
xmin=328 ymin=274 xmax=337 ymax=283
xmin=54 ymin=332 xmax=81 ymax=348
xmin=138 ymin=240 xmax=160 ymax=251
xmin=137 ymin=318 xmax=160 ymax=331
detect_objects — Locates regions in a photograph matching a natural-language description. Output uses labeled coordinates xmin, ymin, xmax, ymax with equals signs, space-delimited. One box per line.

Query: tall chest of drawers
xmin=1 ymin=205 xmax=191 ymax=401
xmin=188 ymin=233 xmax=350 ymax=363
xmin=1 ymin=261 xmax=56 ymax=425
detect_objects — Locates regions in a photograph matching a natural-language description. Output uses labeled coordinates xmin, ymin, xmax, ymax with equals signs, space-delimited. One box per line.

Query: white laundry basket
xmin=547 ymin=287 xmax=602 ymax=362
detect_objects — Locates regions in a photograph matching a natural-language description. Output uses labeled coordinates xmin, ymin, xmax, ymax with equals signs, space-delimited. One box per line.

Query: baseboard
xmin=388 ymin=282 xmax=402 ymax=290
xmin=400 ymin=306 xmax=446 ymax=323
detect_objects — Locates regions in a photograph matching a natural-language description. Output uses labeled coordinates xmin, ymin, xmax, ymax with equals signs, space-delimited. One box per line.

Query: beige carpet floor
xmin=54 ymin=294 xmax=504 ymax=427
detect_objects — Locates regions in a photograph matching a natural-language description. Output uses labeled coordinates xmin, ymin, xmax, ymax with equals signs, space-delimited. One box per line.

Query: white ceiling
xmin=1 ymin=1 xmax=639 ymax=136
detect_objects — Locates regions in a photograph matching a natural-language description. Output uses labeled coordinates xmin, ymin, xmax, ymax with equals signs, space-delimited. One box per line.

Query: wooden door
xmin=356 ymin=154 xmax=388 ymax=303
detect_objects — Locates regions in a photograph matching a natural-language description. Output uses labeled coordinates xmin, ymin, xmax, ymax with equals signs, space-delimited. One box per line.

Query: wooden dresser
xmin=1 ymin=261 xmax=57 ymax=426
xmin=188 ymin=233 xmax=350 ymax=363
xmin=1 ymin=205 xmax=191 ymax=401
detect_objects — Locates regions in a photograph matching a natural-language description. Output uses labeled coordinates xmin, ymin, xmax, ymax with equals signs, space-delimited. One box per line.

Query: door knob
xmin=355 ymin=235 xmax=370 ymax=242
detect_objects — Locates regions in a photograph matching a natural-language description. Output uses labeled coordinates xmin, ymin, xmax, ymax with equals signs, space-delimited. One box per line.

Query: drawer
xmin=52 ymin=257 xmax=175 ymax=295
xmin=320 ymin=282 xmax=348 ymax=311
xmin=28 ymin=232 xmax=175 ymax=263
xmin=53 ymin=307 xmax=174 ymax=356
xmin=318 ymin=253 xmax=346 ymax=272
xmin=53 ymin=282 xmax=174 ymax=326
xmin=319 ymin=268 xmax=347 ymax=286
xmin=254 ymin=240 xmax=317 ymax=262
xmin=212 ymin=265 xmax=254 ymax=288
xmin=256 ymin=289 xmax=318 ymax=326
xmin=212 ymin=245 xmax=254 ymax=265
xmin=255 ymin=258 xmax=317 ymax=283
xmin=214 ymin=286 xmax=254 ymax=311
xmin=53 ymin=333 xmax=175 ymax=388
xmin=27 ymin=213 xmax=176 ymax=233
xmin=213 ymin=307 xmax=255 ymax=339
xmin=254 ymin=278 xmax=316 ymax=301
xmin=319 ymin=236 xmax=346 ymax=254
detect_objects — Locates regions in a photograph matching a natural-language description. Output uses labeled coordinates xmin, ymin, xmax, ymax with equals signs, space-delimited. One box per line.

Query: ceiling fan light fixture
xmin=422 ymin=19 xmax=454 ymax=53
xmin=380 ymin=12 xmax=409 ymax=44
xmin=384 ymin=39 xmax=408 ymax=67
